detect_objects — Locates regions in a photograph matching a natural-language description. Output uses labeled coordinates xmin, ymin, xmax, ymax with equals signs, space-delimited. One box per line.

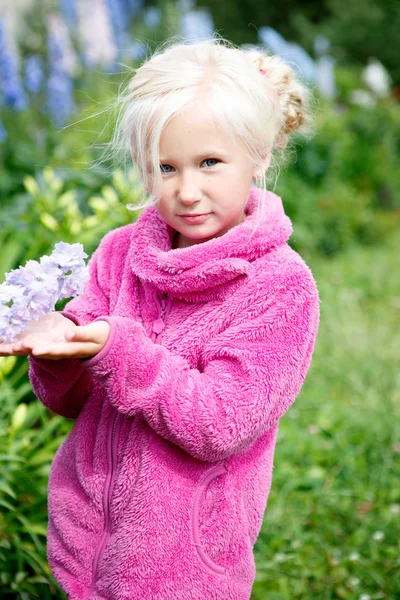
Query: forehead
xmin=159 ymin=106 xmax=240 ymax=159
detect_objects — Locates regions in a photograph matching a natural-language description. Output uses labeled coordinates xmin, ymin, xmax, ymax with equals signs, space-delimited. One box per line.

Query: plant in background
xmin=0 ymin=18 xmax=28 ymax=141
xmin=0 ymin=164 xmax=143 ymax=282
xmin=46 ymin=15 xmax=77 ymax=128
xmin=0 ymin=353 xmax=71 ymax=598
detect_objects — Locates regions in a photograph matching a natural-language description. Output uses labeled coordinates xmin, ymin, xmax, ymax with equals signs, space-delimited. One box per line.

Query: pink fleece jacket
xmin=28 ymin=186 xmax=320 ymax=600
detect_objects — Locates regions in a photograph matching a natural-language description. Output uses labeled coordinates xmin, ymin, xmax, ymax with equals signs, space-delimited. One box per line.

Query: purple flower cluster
xmin=47 ymin=26 xmax=76 ymax=127
xmin=119 ymin=0 xmax=143 ymax=20
xmin=105 ymin=0 xmax=144 ymax=66
xmin=0 ymin=18 xmax=28 ymax=111
xmin=60 ymin=0 xmax=78 ymax=28
xmin=0 ymin=242 xmax=89 ymax=344
xmin=24 ymin=55 xmax=44 ymax=96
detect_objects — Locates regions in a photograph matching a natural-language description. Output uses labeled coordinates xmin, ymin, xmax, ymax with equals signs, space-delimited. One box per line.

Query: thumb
xmin=65 ymin=325 xmax=94 ymax=342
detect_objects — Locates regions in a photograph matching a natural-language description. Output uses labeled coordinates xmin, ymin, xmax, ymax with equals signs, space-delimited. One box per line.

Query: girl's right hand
xmin=0 ymin=312 xmax=77 ymax=357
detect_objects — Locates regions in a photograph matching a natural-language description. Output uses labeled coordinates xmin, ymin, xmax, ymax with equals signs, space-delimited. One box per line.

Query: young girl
xmin=1 ymin=36 xmax=320 ymax=599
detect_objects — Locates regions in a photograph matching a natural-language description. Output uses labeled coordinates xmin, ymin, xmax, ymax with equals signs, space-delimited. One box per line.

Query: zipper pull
xmin=152 ymin=292 xmax=168 ymax=335
xmin=152 ymin=319 xmax=165 ymax=334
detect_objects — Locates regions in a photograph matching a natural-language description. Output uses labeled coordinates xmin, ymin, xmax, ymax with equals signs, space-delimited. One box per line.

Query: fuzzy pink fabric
xmin=28 ymin=186 xmax=320 ymax=599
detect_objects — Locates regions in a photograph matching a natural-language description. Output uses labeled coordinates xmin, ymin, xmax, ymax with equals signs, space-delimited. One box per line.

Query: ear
xmin=252 ymin=153 xmax=271 ymax=180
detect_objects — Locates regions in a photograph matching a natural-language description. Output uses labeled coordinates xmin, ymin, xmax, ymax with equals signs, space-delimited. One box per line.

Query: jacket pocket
xmin=191 ymin=463 xmax=229 ymax=575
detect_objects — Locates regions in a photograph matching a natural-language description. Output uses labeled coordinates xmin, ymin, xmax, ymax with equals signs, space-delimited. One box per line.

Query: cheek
xmin=157 ymin=195 xmax=172 ymax=219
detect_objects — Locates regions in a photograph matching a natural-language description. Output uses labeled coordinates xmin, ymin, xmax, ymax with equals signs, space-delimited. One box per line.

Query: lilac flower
xmin=47 ymin=25 xmax=76 ymax=127
xmin=105 ymin=0 xmax=143 ymax=67
xmin=0 ymin=118 xmax=6 ymax=142
xmin=50 ymin=241 xmax=88 ymax=270
xmin=0 ymin=285 xmax=32 ymax=342
xmin=143 ymin=7 xmax=161 ymax=29
xmin=5 ymin=259 xmax=62 ymax=287
xmin=0 ymin=242 xmax=89 ymax=344
xmin=258 ymin=27 xmax=317 ymax=84
xmin=106 ymin=0 xmax=126 ymax=54
xmin=180 ymin=8 xmax=214 ymax=42
xmin=119 ymin=0 xmax=143 ymax=19
xmin=60 ymin=267 xmax=89 ymax=298
xmin=60 ymin=0 xmax=78 ymax=28
xmin=48 ymin=242 xmax=90 ymax=299
xmin=24 ymin=55 xmax=44 ymax=96
xmin=126 ymin=40 xmax=147 ymax=62
xmin=79 ymin=0 xmax=117 ymax=70
xmin=0 ymin=19 xmax=28 ymax=111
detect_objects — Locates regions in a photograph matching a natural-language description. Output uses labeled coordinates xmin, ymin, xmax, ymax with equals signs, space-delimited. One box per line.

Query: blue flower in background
xmin=115 ymin=0 xmax=143 ymax=21
xmin=47 ymin=29 xmax=76 ymax=127
xmin=180 ymin=7 xmax=214 ymax=42
xmin=0 ymin=118 xmax=6 ymax=142
xmin=122 ymin=0 xmax=143 ymax=18
xmin=0 ymin=83 xmax=5 ymax=142
xmin=59 ymin=0 xmax=78 ymax=28
xmin=258 ymin=27 xmax=317 ymax=83
xmin=106 ymin=0 xmax=126 ymax=53
xmin=143 ymin=6 xmax=161 ymax=29
xmin=106 ymin=0 xmax=145 ymax=67
xmin=24 ymin=55 xmax=44 ymax=95
xmin=126 ymin=40 xmax=147 ymax=62
xmin=0 ymin=19 xmax=28 ymax=111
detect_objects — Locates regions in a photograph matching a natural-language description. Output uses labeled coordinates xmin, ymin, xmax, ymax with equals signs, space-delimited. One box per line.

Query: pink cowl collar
xmin=129 ymin=186 xmax=293 ymax=301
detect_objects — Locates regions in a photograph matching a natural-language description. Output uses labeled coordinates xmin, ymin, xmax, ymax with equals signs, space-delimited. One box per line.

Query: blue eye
xmin=203 ymin=158 xmax=220 ymax=168
xmin=160 ymin=164 xmax=173 ymax=173
xmin=159 ymin=158 xmax=220 ymax=173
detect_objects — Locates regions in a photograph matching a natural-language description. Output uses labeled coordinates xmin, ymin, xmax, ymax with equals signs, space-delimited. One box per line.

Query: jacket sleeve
xmin=27 ymin=230 xmax=115 ymax=419
xmin=80 ymin=271 xmax=321 ymax=461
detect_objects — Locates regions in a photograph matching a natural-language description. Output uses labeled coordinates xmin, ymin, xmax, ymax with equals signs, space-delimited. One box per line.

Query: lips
xmin=178 ymin=213 xmax=211 ymax=224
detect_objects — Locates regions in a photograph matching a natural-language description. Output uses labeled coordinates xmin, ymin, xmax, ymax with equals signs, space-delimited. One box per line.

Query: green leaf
xmin=11 ymin=404 xmax=28 ymax=431
xmin=23 ymin=175 xmax=40 ymax=197
xmin=40 ymin=213 xmax=59 ymax=232
xmin=0 ymin=481 xmax=17 ymax=499
xmin=0 ymin=498 xmax=16 ymax=511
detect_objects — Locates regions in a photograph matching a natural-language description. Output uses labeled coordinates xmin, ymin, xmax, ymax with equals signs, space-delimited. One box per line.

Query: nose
xmin=177 ymin=171 xmax=203 ymax=204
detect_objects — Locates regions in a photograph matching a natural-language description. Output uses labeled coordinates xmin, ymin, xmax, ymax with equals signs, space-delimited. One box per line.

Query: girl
xmin=0 ymin=36 xmax=320 ymax=599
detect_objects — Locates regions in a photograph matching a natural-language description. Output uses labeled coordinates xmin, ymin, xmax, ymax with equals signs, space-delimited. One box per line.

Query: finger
xmin=0 ymin=343 xmax=17 ymax=356
xmin=11 ymin=343 xmax=31 ymax=356
xmin=67 ymin=325 xmax=94 ymax=342
xmin=64 ymin=329 xmax=76 ymax=341
xmin=13 ymin=341 xmax=34 ymax=352
xmin=0 ymin=342 xmax=31 ymax=356
xmin=31 ymin=341 xmax=101 ymax=360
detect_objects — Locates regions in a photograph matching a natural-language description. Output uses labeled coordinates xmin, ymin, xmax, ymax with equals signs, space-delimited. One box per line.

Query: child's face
xmin=154 ymin=106 xmax=263 ymax=249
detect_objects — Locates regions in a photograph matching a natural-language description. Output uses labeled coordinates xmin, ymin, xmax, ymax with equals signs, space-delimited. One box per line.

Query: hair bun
xmin=248 ymin=51 xmax=313 ymax=150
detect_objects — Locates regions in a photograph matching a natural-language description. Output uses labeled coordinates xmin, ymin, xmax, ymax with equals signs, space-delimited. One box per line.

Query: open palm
xmin=0 ymin=312 xmax=110 ymax=361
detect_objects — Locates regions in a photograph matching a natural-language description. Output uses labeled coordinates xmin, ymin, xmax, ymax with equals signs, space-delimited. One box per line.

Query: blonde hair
xmin=107 ymin=33 xmax=317 ymax=233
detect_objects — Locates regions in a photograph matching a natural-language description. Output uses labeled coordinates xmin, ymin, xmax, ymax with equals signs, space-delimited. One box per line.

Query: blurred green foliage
xmin=196 ymin=0 xmax=400 ymax=86
xmin=0 ymin=166 xmax=142 ymax=285
xmin=276 ymin=97 xmax=400 ymax=256
xmin=0 ymin=354 xmax=69 ymax=598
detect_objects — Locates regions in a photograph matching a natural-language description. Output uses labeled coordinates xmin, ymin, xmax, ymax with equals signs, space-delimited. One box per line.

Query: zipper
xmin=91 ymin=408 xmax=123 ymax=587
xmin=151 ymin=292 xmax=171 ymax=341
xmin=90 ymin=291 xmax=171 ymax=591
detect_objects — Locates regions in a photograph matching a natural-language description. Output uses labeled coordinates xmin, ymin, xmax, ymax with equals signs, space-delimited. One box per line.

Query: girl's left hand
xmin=1 ymin=319 xmax=111 ymax=361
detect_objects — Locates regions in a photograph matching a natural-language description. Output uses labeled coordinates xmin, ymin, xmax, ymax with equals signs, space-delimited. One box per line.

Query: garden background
xmin=0 ymin=0 xmax=399 ymax=598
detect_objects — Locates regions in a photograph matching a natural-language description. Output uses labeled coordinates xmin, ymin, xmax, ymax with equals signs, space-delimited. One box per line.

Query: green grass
xmin=252 ymin=231 xmax=400 ymax=599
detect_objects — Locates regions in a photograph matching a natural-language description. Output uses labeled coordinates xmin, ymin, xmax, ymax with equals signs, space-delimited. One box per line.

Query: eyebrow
xmin=159 ymin=150 xmax=229 ymax=162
